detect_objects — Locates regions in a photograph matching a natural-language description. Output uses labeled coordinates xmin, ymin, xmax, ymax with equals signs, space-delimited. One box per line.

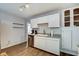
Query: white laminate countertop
xmin=36 ymin=34 xmax=61 ymax=39
xmin=29 ymin=34 xmax=61 ymax=39
xmin=28 ymin=34 xmax=35 ymax=36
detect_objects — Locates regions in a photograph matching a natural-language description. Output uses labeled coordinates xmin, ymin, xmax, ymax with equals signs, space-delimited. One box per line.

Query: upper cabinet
xmin=64 ymin=10 xmax=70 ymax=27
xmin=48 ymin=13 xmax=60 ymax=27
xmin=37 ymin=16 xmax=48 ymax=24
xmin=31 ymin=16 xmax=48 ymax=28
xmin=31 ymin=19 xmax=38 ymax=28
xmin=31 ymin=13 xmax=60 ymax=28
xmin=73 ymin=8 xmax=79 ymax=26
xmin=62 ymin=6 xmax=79 ymax=27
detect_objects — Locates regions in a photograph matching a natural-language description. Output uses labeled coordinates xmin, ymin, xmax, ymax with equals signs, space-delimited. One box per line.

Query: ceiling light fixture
xmin=19 ymin=3 xmax=30 ymax=11
xmin=25 ymin=4 xmax=29 ymax=8
xmin=19 ymin=8 xmax=23 ymax=11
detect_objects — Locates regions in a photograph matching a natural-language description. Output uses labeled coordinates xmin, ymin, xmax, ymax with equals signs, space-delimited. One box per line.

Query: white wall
xmin=0 ymin=11 xmax=26 ymax=49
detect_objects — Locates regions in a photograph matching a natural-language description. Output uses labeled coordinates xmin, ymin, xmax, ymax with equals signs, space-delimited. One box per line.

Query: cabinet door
xmin=72 ymin=27 xmax=79 ymax=51
xmin=62 ymin=29 xmax=72 ymax=50
xmin=31 ymin=19 xmax=38 ymax=28
xmin=34 ymin=37 xmax=46 ymax=50
xmin=46 ymin=38 xmax=60 ymax=55
xmin=37 ymin=16 xmax=48 ymax=24
xmin=48 ymin=13 xmax=60 ymax=27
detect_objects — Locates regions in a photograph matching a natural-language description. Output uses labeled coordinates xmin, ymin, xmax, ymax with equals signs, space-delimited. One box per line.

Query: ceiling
xmin=0 ymin=3 xmax=79 ymax=20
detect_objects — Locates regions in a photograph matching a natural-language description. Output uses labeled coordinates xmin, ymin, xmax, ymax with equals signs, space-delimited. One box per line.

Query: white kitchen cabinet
xmin=72 ymin=27 xmax=79 ymax=52
xmin=31 ymin=19 xmax=38 ymax=28
xmin=34 ymin=36 xmax=60 ymax=55
xmin=37 ymin=16 xmax=48 ymax=24
xmin=46 ymin=38 xmax=60 ymax=55
xmin=31 ymin=13 xmax=60 ymax=28
xmin=62 ymin=8 xmax=72 ymax=27
xmin=31 ymin=16 xmax=48 ymax=28
xmin=61 ymin=6 xmax=79 ymax=55
xmin=62 ymin=28 xmax=72 ymax=50
xmin=48 ymin=13 xmax=60 ymax=27
xmin=34 ymin=37 xmax=46 ymax=50
xmin=62 ymin=6 xmax=79 ymax=27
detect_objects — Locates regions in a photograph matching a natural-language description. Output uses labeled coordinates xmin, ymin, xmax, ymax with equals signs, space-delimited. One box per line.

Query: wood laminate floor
xmin=0 ymin=42 xmax=73 ymax=56
xmin=0 ymin=42 xmax=53 ymax=56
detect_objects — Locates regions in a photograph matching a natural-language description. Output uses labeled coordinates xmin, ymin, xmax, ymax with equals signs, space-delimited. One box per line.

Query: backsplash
xmin=38 ymin=23 xmax=50 ymax=34
xmin=37 ymin=23 xmax=61 ymax=35
xmin=50 ymin=27 xmax=61 ymax=35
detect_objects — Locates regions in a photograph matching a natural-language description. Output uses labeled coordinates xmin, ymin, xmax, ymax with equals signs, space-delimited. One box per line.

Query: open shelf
xmin=74 ymin=14 xmax=79 ymax=16
xmin=64 ymin=17 xmax=70 ymax=21
xmin=74 ymin=22 xmax=79 ymax=26
xmin=64 ymin=10 xmax=70 ymax=16
xmin=12 ymin=22 xmax=25 ymax=29
xmin=74 ymin=8 xmax=79 ymax=14
xmin=13 ymin=23 xmax=24 ymax=25
xmin=13 ymin=27 xmax=24 ymax=29
xmin=74 ymin=20 xmax=79 ymax=22
xmin=64 ymin=22 xmax=70 ymax=27
xmin=74 ymin=15 xmax=79 ymax=20
xmin=65 ymin=15 xmax=70 ymax=17
xmin=65 ymin=21 xmax=70 ymax=23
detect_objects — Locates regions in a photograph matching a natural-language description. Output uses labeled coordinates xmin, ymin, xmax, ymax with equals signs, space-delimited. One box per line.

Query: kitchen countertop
xmin=43 ymin=36 xmax=61 ymax=39
xmin=28 ymin=34 xmax=35 ymax=36
xmin=52 ymin=34 xmax=61 ymax=38
xmin=36 ymin=34 xmax=61 ymax=39
xmin=36 ymin=36 xmax=60 ymax=41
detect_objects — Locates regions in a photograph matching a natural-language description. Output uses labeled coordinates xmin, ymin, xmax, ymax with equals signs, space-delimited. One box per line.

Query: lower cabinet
xmin=34 ymin=36 xmax=60 ymax=55
xmin=72 ymin=27 xmax=79 ymax=52
xmin=34 ymin=37 xmax=46 ymax=50
xmin=61 ymin=28 xmax=79 ymax=55
xmin=62 ymin=29 xmax=72 ymax=50
xmin=46 ymin=38 xmax=60 ymax=55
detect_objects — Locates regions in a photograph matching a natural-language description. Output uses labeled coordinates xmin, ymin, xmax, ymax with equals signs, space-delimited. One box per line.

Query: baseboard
xmin=1 ymin=41 xmax=27 ymax=50
xmin=60 ymin=48 xmax=78 ymax=56
xmin=33 ymin=47 xmax=59 ymax=56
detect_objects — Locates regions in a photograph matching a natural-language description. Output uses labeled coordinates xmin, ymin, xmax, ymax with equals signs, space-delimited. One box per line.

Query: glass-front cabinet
xmin=64 ymin=10 xmax=70 ymax=27
xmin=63 ymin=7 xmax=79 ymax=27
xmin=62 ymin=6 xmax=79 ymax=55
xmin=73 ymin=8 xmax=79 ymax=26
